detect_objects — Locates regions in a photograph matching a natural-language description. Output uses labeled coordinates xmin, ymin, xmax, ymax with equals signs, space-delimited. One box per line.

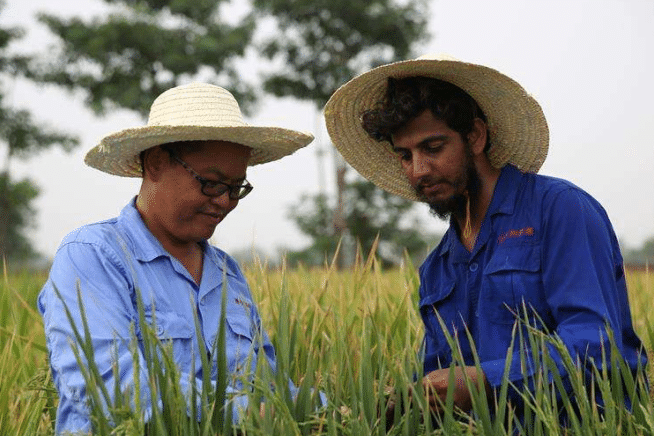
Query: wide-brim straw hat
xmin=85 ymin=82 xmax=314 ymax=177
xmin=324 ymin=54 xmax=549 ymax=200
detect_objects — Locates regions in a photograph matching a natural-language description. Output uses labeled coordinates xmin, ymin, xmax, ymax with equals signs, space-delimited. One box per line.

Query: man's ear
xmin=141 ymin=146 xmax=168 ymax=182
xmin=467 ymin=118 xmax=488 ymax=156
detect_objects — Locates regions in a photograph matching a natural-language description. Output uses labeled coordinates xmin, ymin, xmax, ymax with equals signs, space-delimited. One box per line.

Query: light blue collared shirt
xmin=39 ymin=198 xmax=287 ymax=435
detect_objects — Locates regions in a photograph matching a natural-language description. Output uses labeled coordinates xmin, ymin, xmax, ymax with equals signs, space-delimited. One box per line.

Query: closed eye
xmin=423 ymin=143 xmax=443 ymax=155
xmin=392 ymin=148 xmax=411 ymax=162
xmin=203 ymin=179 xmax=222 ymax=188
xmin=418 ymin=134 xmax=448 ymax=154
xmin=204 ymin=177 xmax=245 ymax=187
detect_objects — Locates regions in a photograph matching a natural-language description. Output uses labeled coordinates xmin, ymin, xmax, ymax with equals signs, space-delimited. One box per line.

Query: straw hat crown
xmin=85 ymin=82 xmax=314 ymax=177
xmin=147 ymin=83 xmax=245 ymax=127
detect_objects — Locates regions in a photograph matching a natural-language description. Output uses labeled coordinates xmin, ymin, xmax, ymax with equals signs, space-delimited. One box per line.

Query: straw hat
xmin=323 ymin=54 xmax=549 ymax=200
xmin=85 ymin=82 xmax=314 ymax=177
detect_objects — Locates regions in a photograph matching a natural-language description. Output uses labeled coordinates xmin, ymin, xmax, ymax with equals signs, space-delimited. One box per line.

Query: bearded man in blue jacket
xmin=324 ymin=54 xmax=646 ymax=423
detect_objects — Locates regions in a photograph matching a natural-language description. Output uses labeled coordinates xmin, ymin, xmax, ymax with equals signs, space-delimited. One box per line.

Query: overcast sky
xmin=2 ymin=0 xmax=653 ymax=261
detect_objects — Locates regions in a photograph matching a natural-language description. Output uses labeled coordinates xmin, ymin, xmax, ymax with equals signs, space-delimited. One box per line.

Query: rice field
xmin=1 ymin=256 xmax=653 ymax=435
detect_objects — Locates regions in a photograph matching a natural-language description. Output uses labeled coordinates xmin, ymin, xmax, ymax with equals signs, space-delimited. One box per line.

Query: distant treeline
xmin=622 ymin=236 xmax=654 ymax=270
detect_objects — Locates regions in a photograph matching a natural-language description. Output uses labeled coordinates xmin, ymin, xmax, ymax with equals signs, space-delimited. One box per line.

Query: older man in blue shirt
xmin=324 ymin=55 xmax=645 ymax=421
xmin=39 ymin=82 xmax=316 ymax=435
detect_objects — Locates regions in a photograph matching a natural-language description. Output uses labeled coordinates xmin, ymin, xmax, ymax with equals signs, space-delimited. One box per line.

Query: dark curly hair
xmin=361 ymin=77 xmax=490 ymax=151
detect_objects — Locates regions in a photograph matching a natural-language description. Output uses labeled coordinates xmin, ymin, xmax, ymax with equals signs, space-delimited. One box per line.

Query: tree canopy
xmin=253 ymin=0 xmax=430 ymax=107
xmin=253 ymin=0 xmax=432 ymax=267
xmin=31 ymin=0 xmax=257 ymax=117
xmin=0 ymin=9 xmax=79 ymax=263
xmin=21 ymin=0 xmax=433 ymax=266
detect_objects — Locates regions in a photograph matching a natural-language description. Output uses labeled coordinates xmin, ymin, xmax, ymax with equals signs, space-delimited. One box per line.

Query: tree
xmin=0 ymin=174 xmax=39 ymax=261
xmin=27 ymin=0 xmax=433 ymax=267
xmin=286 ymin=179 xmax=440 ymax=268
xmin=622 ymin=236 xmax=654 ymax=268
xmin=0 ymin=13 xmax=79 ymax=263
xmin=30 ymin=0 xmax=257 ymax=118
xmin=252 ymin=0 xmax=431 ymax=267
xmin=252 ymin=0 xmax=429 ymax=106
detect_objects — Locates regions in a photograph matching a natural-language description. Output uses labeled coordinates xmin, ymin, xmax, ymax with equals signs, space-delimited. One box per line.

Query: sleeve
xmin=39 ymin=239 xmax=154 ymax=435
xmin=542 ymin=188 xmax=630 ymax=362
xmin=220 ymin=253 xmax=327 ymax=418
xmin=481 ymin=187 xmax=643 ymax=405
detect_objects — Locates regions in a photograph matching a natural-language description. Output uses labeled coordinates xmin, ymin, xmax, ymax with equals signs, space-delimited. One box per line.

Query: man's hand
xmin=421 ymin=366 xmax=491 ymax=414
xmin=383 ymin=366 xmax=491 ymax=429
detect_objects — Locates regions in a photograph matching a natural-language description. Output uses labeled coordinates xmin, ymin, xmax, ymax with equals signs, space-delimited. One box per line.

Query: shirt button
xmin=469 ymin=262 xmax=478 ymax=272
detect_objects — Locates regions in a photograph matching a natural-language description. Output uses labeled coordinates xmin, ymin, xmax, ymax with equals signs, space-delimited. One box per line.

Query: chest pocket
xmin=481 ymin=243 xmax=543 ymax=325
xmin=419 ymin=282 xmax=458 ymax=346
xmin=142 ymin=310 xmax=195 ymax=368
xmin=224 ymin=296 xmax=257 ymax=341
xmin=143 ymin=310 xmax=194 ymax=340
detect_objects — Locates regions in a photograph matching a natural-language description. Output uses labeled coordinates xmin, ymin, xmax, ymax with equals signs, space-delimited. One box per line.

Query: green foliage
xmin=0 ymin=7 xmax=79 ymax=262
xmin=286 ymin=177 xmax=440 ymax=267
xmin=31 ymin=0 xmax=257 ymax=117
xmin=623 ymin=237 xmax=654 ymax=267
xmin=285 ymin=192 xmax=336 ymax=267
xmin=28 ymin=0 xmax=430 ymax=115
xmin=0 ymin=2 xmax=79 ymax=159
xmin=24 ymin=0 xmax=433 ymax=268
xmin=0 ymin=270 xmax=54 ymax=435
xmin=250 ymin=0 xmax=431 ymax=269
xmin=0 ymin=12 xmax=30 ymax=76
xmin=0 ymin=173 xmax=39 ymax=261
xmin=252 ymin=0 xmax=430 ymax=107
xmin=49 ymin=280 xmax=239 ymax=435
xmin=2 ymin=263 xmax=654 ymax=435
xmin=0 ymin=93 xmax=78 ymax=160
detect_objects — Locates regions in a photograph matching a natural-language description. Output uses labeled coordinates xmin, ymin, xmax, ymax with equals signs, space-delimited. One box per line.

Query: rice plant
xmin=1 ymin=257 xmax=652 ymax=435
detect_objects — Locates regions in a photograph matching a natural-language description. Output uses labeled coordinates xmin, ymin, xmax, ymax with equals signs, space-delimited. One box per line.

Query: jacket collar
xmin=435 ymin=164 xmax=525 ymax=258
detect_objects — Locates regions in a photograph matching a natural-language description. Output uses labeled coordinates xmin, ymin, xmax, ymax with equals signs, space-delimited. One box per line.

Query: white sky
xmin=1 ymin=0 xmax=653 ymax=261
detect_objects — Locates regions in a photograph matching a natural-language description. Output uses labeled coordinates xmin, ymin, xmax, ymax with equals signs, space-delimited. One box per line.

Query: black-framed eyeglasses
xmin=164 ymin=149 xmax=253 ymax=200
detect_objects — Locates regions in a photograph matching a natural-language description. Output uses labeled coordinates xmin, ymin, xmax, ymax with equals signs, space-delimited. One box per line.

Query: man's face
xmin=391 ymin=110 xmax=477 ymax=219
xmin=147 ymin=140 xmax=251 ymax=247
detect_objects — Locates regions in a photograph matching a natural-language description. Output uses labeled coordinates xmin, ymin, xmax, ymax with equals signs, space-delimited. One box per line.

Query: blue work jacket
xmin=419 ymin=165 xmax=645 ymax=408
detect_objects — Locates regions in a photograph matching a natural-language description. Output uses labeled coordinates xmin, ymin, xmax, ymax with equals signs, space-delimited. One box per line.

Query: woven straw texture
xmin=324 ymin=55 xmax=549 ymax=200
xmin=85 ymin=83 xmax=314 ymax=177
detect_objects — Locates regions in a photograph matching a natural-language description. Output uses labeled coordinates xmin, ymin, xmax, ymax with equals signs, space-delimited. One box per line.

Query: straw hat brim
xmin=324 ymin=57 xmax=549 ymax=201
xmin=85 ymin=124 xmax=314 ymax=177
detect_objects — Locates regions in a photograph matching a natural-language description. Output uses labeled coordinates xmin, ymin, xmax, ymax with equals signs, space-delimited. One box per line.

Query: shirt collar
xmin=117 ymin=197 xmax=169 ymax=262
xmin=117 ymin=197 xmax=239 ymax=280
xmin=201 ymin=247 xmax=240 ymax=293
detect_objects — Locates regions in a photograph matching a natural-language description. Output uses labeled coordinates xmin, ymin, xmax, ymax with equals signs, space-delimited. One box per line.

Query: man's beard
xmin=415 ymin=146 xmax=481 ymax=220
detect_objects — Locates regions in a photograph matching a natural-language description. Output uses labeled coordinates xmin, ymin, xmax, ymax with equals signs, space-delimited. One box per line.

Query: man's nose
xmin=210 ymin=191 xmax=235 ymax=208
xmin=411 ymin=153 xmax=430 ymax=177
